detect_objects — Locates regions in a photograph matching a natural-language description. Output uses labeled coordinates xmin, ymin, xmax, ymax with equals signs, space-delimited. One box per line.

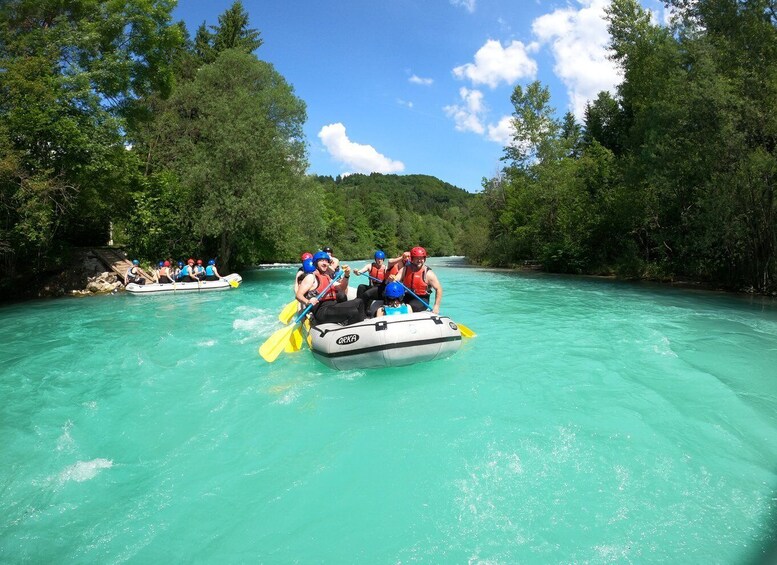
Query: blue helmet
xmin=302 ymin=258 xmax=316 ymax=273
xmin=374 ymin=250 xmax=386 ymax=260
xmin=384 ymin=282 xmax=405 ymax=300
xmin=158 ymin=261 xmax=164 ymax=267
xmin=208 ymin=259 xmax=215 ymax=265
xmin=132 ymin=259 xmax=139 ymax=265
xmin=312 ymin=251 xmax=329 ymax=264
xmin=178 ymin=261 xmax=183 ymax=267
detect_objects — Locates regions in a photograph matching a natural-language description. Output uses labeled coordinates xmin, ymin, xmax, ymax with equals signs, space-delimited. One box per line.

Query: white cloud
xmin=409 ymin=74 xmax=433 ymax=86
xmin=397 ymin=99 xmax=414 ymax=108
xmin=318 ymin=123 xmax=405 ymax=174
xmin=453 ymin=39 xmax=538 ymax=88
xmin=531 ymin=0 xmax=622 ymax=118
xmin=450 ymin=0 xmax=476 ymax=13
xmin=443 ymin=87 xmax=486 ymax=134
xmin=487 ymin=115 xmax=516 ymax=145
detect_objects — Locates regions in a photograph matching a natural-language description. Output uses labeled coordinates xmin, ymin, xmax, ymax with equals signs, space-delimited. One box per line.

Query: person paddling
xmin=354 ymin=251 xmax=410 ymax=311
xmin=157 ymin=261 xmax=173 ymax=284
xmin=354 ymin=250 xmax=387 ymax=300
xmin=390 ymin=246 xmax=443 ymax=313
xmin=124 ymin=259 xmax=146 ymax=286
xmin=180 ymin=258 xmax=198 ymax=282
xmin=296 ymin=251 xmax=365 ymax=326
xmin=204 ymin=259 xmax=222 ymax=281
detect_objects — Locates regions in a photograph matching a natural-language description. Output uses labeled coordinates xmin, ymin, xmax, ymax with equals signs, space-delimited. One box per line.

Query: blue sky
xmin=173 ymin=0 xmax=668 ymax=192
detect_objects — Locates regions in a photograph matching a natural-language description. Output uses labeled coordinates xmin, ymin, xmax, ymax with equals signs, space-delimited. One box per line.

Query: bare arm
xmin=426 ymin=270 xmax=442 ymax=314
xmin=353 ymin=263 xmax=371 ymax=276
xmin=295 ymin=274 xmax=316 ymax=305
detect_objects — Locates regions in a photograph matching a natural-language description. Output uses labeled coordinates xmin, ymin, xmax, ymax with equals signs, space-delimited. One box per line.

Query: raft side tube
xmin=307 ymin=311 xmax=462 ymax=370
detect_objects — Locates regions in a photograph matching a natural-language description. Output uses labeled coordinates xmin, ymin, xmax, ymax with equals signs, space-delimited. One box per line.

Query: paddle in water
xmin=278 ymin=299 xmax=299 ymax=324
xmin=357 ymin=273 xmax=475 ymax=338
xmin=259 ymin=271 xmax=344 ymax=362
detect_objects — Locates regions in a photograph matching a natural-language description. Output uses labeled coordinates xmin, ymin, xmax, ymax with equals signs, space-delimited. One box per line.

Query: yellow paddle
xmin=359 ymin=273 xmax=476 ymax=338
xmin=228 ymin=278 xmax=240 ymax=288
xmin=285 ymin=325 xmax=304 ymax=352
xmin=278 ymin=299 xmax=298 ymax=324
xmin=259 ymin=271 xmax=343 ymax=362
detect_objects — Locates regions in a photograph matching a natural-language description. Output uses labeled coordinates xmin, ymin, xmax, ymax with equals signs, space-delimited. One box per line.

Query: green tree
xmin=146 ymin=49 xmax=309 ymax=268
xmin=0 ymin=0 xmax=180 ymax=287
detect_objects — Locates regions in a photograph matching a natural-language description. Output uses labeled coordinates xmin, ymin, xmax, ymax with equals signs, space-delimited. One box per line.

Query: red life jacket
xmin=369 ymin=262 xmax=387 ymax=285
xmin=402 ymin=265 xmax=430 ymax=297
xmin=389 ymin=261 xmax=404 ymax=277
xmin=309 ymin=272 xmax=338 ymax=302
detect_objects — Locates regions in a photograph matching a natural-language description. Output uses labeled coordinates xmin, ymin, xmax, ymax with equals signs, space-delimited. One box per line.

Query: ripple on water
xmin=53 ymin=458 xmax=113 ymax=485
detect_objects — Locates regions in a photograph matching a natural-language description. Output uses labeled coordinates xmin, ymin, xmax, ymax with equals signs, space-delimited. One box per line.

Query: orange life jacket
xmin=369 ymin=262 xmax=387 ymax=285
xmin=402 ymin=265 xmax=430 ymax=297
xmin=308 ymin=272 xmax=338 ymax=302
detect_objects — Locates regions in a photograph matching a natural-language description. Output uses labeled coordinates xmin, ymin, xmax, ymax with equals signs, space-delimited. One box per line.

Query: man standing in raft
xmin=296 ymin=251 xmax=366 ymax=325
xmin=391 ymin=246 xmax=443 ymax=314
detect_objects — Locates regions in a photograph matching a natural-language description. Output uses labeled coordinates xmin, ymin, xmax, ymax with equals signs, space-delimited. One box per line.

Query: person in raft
xmin=322 ymin=246 xmax=340 ymax=275
xmin=375 ymin=282 xmax=411 ymax=317
xmin=125 ymin=259 xmax=146 ymax=286
xmin=296 ymin=251 xmax=366 ymax=326
xmin=353 ymin=250 xmax=388 ymax=300
xmin=180 ymin=258 xmax=198 ymax=282
xmin=194 ymin=259 xmax=206 ymax=280
xmin=294 ymin=252 xmax=313 ymax=290
xmin=173 ymin=261 xmax=183 ymax=281
xmin=353 ymin=251 xmax=411 ymax=310
xmin=390 ymin=246 xmax=443 ymax=313
xmin=294 ymin=255 xmax=316 ymax=295
xmin=204 ymin=259 xmax=222 ymax=281
xmin=157 ymin=260 xmax=173 ymax=284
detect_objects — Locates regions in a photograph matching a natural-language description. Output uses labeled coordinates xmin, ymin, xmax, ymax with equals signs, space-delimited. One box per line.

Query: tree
xmin=0 ymin=0 xmax=181 ymax=286
xmin=212 ymin=1 xmax=262 ymax=54
xmin=147 ymin=49 xmax=308 ymax=268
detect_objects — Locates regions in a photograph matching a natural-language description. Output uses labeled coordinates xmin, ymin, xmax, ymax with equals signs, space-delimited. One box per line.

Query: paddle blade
xmin=457 ymin=322 xmax=476 ymax=338
xmin=229 ymin=279 xmax=240 ymax=288
xmin=278 ymin=300 xmax=298 ymax=324
xmin=259 ymin=324 xmax=295 ymax=363
xmin=286 ymin=326 xmax=304 ymax=352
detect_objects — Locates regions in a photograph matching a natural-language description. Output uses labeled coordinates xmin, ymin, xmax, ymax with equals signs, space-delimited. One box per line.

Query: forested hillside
xmin=314 ymin=174 xmax=474 ymax=259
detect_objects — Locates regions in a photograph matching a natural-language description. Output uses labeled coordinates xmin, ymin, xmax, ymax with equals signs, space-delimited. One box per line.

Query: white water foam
xmin=56 ymin=458 xmax=113 ymax=484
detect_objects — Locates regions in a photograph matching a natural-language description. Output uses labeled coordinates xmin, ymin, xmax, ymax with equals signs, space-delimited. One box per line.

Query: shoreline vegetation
xmin=1 ymin=1 xmax=775 ymax=302
xmin=15 ymin=251 xmax=777 ymax=304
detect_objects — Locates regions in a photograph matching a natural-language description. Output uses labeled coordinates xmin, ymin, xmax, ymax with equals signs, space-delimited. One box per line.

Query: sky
xmin=173 ymin=0 xmax=669 ymax=193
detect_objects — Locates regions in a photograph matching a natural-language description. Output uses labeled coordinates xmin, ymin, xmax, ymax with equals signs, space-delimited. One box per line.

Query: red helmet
xmin=187 ymin=258 xmax=194 ymax=264
xmin=301 ymin=252 xmax=313 ymax=261
xmin=197 ymin=259 xmax=203 ymax=265
xmin=163 ymin=260 xmax=170 ymax=267
xmin=410 ymin=246 xmax=427 ymax=258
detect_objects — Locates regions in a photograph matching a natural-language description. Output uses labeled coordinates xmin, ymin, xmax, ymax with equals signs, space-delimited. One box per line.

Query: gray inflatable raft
xmin=306 ymin=311 xmax=462 ymax=370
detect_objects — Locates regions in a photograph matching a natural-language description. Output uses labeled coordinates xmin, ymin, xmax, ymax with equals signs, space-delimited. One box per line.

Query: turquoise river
xmin=1 ymin=258 xmax=776 ymax=564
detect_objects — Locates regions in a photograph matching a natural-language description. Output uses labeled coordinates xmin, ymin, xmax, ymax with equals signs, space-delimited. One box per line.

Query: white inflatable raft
xmin=305 ymin=310 xmax=462 ymax=370
xmin=125 ymin=273 xmax=242 ymax=294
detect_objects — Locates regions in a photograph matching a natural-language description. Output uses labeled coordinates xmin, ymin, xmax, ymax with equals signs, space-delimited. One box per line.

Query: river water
xmin=1 ymin=258 xmax=776 ymax=563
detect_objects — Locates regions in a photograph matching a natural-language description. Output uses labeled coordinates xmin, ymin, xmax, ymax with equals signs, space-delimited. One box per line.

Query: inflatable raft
xmin=305 ymin=310 xmax=462 ymax=370
xmin=126 ymin=273 xmax=242 ymax=294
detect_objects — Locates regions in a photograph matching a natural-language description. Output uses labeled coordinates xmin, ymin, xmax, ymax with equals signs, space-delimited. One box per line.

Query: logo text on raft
xmin=336 ymin=334 xmax=360 ymax=346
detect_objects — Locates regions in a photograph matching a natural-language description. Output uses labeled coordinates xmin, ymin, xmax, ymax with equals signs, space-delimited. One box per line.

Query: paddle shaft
xmin=259 ymin=271 xmax=344 ymax=362
xmin=293 ymin=270 xmax=344 ymax=324
xmin=361 ymin=272 xmax=434 ymax=311
xmin=359 ymin=272 xmax=475 ymax=337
